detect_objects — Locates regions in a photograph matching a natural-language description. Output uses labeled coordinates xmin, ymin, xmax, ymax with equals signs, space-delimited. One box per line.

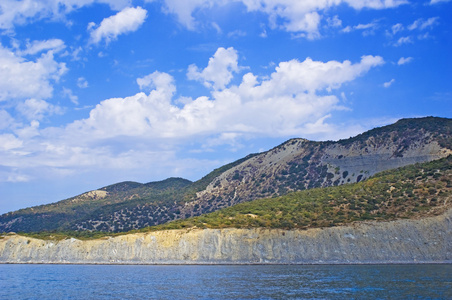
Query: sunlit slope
xmin=149 ymin=156 xmax=452 ymax=231
xmin=1 ymin=116 xmax=451 ymax=233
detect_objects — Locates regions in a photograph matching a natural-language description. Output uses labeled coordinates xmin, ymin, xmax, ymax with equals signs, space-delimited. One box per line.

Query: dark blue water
xmin=0 ymin=264 xmax=451 ymax=299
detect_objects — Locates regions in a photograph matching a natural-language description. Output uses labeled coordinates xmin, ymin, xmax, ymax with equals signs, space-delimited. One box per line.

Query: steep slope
xmin=1 ymin=117 xmax=451 ymax=233
xmin=1 ymin=209 xmax=450 ymax=264
xmin=182 ymin=117 xmax=451 ymax=217
xmin=151 ymin=155 xmax=452 ymax=231
xmin=0 ymin=178 xmax=192 ymax=232
xmin=0 ymin=154 xmax=255 ymax=233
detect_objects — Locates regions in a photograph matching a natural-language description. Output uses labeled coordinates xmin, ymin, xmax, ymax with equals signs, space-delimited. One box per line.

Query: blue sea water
xmin=0 ymin=264 xmax=451 ymax=299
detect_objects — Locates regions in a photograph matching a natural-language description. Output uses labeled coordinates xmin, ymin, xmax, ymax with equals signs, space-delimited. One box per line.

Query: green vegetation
xmin=0 ymin=154 xmax=259 ymax=234
xmin=0 ymin=177 xmax=194 ymax=233
xmin=17 ymin=230 xmax=117 ymax=241
xmin=144 ymin=155 xmax=452 ymax=231
xmin=2 ymin=117 xmax=451 ymax=236
xmin=338 ymin=117 xmax=452 ymax=148
xmin=12 ymin=155 xmax=452 ymax=240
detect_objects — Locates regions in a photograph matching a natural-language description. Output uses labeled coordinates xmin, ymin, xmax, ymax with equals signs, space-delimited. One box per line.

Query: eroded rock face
xmin=190 ymin=134 xmax=452 ymax=216
xmin=1 ymin=210 xmax=450 ymax=264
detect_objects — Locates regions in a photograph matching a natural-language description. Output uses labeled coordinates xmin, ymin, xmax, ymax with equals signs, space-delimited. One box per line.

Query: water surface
xmin=1 ymin=264 xmax=451 ymax=299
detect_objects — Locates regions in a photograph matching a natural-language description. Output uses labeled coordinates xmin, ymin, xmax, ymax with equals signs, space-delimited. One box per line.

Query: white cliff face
xmin=1 ymin=210 xmax=451 ymax=264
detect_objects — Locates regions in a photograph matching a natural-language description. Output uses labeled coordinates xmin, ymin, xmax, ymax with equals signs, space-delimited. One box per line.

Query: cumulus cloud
xmin=157 ymin=0 xmax=407 ymax=38
xmin=137 ymin=71 xmax=175 ymax=92
xmin=16 ymin=98 xmax=63 ymax=121
xmin=0 ymin=49 xmax=384 ymax=186
xmin=187 ymin=47 xmax=239 ymax=90
xmin=67 ymin=51 xmax=384 ymax=141
xmin=0 ymin=45 xmax=67 ymax=101
xmin=397 ymin=57 xmax=413 ymax=65
xmin=88 ymin=6 xmax=147 ymax=44
xmin=0 ymin=0 xmax=132 ymax=31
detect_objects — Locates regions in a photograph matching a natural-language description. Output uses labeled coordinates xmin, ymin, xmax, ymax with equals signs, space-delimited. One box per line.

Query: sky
xmin=0 ymin=0 xmax=451 ymax=214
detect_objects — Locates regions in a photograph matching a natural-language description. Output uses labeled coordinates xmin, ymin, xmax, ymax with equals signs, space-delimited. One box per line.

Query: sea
xmin=0 ymin=264 xmax=451 ymax=299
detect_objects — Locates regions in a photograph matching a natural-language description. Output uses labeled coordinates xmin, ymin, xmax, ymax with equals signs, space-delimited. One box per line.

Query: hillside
xmin=149 ymin=155 xmax=452 ymax=231
xmin=1 ymin=116 xmax=451 ymax=233
xmin=0 ymin=177 xmax=193 ymax=232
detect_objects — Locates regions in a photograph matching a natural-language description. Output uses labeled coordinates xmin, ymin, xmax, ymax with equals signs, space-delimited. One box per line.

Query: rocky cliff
xmin=1 ymin=209 xmax=450 ymax=264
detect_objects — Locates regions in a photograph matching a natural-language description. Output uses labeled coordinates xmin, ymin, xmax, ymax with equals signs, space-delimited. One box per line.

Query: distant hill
xmin=1 ymin=116 xmax=451 ymax=233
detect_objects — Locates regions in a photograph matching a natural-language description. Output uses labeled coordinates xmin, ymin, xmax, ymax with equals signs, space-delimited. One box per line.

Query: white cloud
xmin=153 ymin=0 xmax=222 ymax=30
xmin=344 ymin=0 xmax=408 ymax=9
xmin=327 ymin=15 xmax=342 ymax=28
xmin=7 ymin=173 xmax=31 ymax=183
xmin=211 ymin=22 xmax=222 ymax=34
xmin=391 ymin=23 xmax=403 ymax=35
xmin=383 ymin=79 xmax=395 ymax=88
xmin=227 ymin=30 xmax=247 ymax=38
xmin=67 ymin=52 xmax=383 ymax=141
xmin=0 ymin=134 xmax=23 ymax=151
xmin=0 ymin=45 xmax=67 ymax=101
xmin=0 ymin=0 xmax=132 ymax=31
xmin=137 ymin=71 xmax=176 ymax=97
xmin=0 ymin=51 xmax=384 ymax=186
xmin=158 ymin=0 xmax=407 ymax=39
xmin=0 ymin=110 xmax=15 ymax=130
xmin=341 ymin=21 xmax=379 ymax=35
xmin=70 ymin=47 xmax=83 ymax=61
xmin=394 ymin=36 xmax=412 ymax=46
xmin=89 ymin=6 xmax=147 ymax=44
xmin=19 ymin=39 xmax=66 ymax=56
xmin=264 ymin=55 xmax=384 ymax=93
xmin=16 ymin=98 xmax=63 ymax=121
xmin=62 ymin=88 xmax=79 ymax=105
xmin=430 ymin=0 xmax=450 ymax=4
xmin=77 ymin=77 xmax=89 ymax=89
xmin=408 ymin=17 xmax=439 ymax=31
xmin=397 ymin=57 xmax=413 ymax=65
xmin=187 ymin=47 xmax=240 ymax=90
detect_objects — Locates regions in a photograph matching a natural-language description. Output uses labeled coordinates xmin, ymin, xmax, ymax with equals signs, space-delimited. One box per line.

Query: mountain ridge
xmin=1 ymin=116 xmax=451 ymax=233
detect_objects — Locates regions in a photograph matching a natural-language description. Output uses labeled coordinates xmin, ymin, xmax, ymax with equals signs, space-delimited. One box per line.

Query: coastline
xmin=1 ymin=209 xmax=450 ymax=265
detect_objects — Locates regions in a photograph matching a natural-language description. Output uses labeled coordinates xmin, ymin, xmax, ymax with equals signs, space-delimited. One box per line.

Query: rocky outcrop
xmin=1 ymin=210 xmax=450 ymax=264
xmin=189 ymin=123 xmax=452 ymax=216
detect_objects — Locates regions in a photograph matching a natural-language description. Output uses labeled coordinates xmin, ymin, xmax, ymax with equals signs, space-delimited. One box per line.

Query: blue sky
xmin=0 ymin=0 xmax=451 ymax=214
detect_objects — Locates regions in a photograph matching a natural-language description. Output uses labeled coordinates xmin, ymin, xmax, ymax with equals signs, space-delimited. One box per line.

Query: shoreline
xmin=1 ymin=261 xmax=452 ymax=265
xmin=2 ymin=210 xmax=450 ymax=265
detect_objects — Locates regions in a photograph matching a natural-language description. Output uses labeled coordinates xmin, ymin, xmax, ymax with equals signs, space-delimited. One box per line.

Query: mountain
xmin=151 ymin=155 xmax=452 ymax=231
xmin=1 ymin=116 xmax=451 ymax=233
xmin=2 ymin=148 xmax=451 ymax=264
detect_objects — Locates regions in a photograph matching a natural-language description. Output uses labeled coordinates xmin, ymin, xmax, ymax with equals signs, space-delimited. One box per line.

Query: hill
xmin=1 ymin=116 xmax=451 ymax=233
xmin=150 ymin=155 xmax=452 ymax=231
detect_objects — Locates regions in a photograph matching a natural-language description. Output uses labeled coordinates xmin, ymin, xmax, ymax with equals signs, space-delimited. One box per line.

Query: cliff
xmin=1 ymin=209 xmax=450 ymax=264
